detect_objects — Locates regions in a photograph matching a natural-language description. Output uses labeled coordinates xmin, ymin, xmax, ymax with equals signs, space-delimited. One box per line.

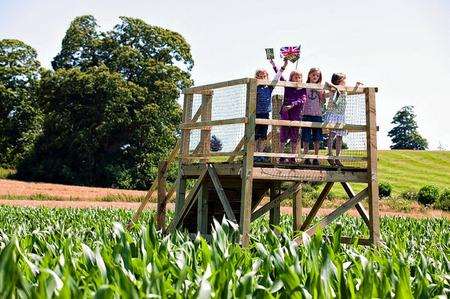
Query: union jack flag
xmin=280 ymin=46 xmax=301 ymax=62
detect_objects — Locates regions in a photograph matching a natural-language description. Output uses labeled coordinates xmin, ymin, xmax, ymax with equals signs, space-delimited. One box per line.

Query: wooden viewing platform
xmin=129 ymin=77 xmax=380 ymax=247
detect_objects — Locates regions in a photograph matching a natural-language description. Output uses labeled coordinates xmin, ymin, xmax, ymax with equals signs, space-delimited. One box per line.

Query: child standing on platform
xmin=325 ymin=73 xmax=362 ymax=166
xmin=301 ymin=68 xmax=325 ymax=165
xmin=272 ymin=60 xmax=307 ymax=163
xmin=254 ymin=60 xmax=287 ymax=162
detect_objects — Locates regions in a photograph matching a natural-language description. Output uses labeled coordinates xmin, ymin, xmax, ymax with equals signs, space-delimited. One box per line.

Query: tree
xmin=210 ymin=135 xmax=223 ymax=152
xmin=388 ymin=106 xmax=428 ymax=150
xmin=0 ymin=39 xmax=42 ymax=167
xmin=17 ymin=16 xmax=193 ymax=189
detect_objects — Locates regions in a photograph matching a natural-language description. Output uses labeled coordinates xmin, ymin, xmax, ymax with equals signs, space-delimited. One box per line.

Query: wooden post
xmin=200 ymin=92 xmax=212 ymax=162
xmin=365 ymin=87 xmax=380 ymax=245
xmin=293 ymin=183 xmax=302 ymax=234
xmin=156 ymin=160 xmax=168 ymax=230
xmin=176 ymin=93 xmax=193 ymax=214
xmin=271 ymin=95 xmax=282 ymax=163
xmin=197 ymin=182 xmax=209 ymax=234
xmin=240 ymin=78 xmax=257 ymax=246
xmin=269 ymin=182 xmax=281 ymax=228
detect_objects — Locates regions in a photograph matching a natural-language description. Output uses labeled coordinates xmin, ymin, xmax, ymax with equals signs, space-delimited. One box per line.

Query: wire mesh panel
xmin=187 ymin=84 xmax=247 ymax=155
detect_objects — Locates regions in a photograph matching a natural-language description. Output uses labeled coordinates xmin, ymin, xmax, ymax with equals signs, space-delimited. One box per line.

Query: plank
xmin=269 ymin=182 xmax=281 ymax=228
xmin=300 ymin=182 xmax=334 ymax=231
xmin=251 ymin=182 xmax=302 ymax=221
xmin=254 ymin=118 xmax=366 ymax=132
xmin=365 ymin=87 xmax=381 ymax=245
xmin=303 ymin=188 xmax=369 ymax=236
xmin=181 ymin=117 xmax=247 ymax=130
xmin=256 ymin=79 xmax=378 ymax=94
xmin=184 ymin=151 xmax=244 ymax=159
xmin=167 ymin=168 xmax=208 ymax=232
xmin=199 ymin=93 xmax=212 ymax=162
xmin=197 ymin=182 xmax=209 ymax=234
xmin=252 ymin=167 xmax=367 ymax=183
xmin=227 ymin=137 xmax=245 ymax=162
xmin=293 ymin=183 xmax=302 ymax=233
xmin=240 ymin=78 xmax=257 ymax=247
xmin=182 ymin=163 xmax=241 ymax=178
xmin=156 ymin=160 xmax=168 ymax=230
xmin=271 ymin=95 xmax=282 ymax=163
xmin=183 ymin=78 xmax=250 ymax=93
xmin=253 ymin=152 xmax=367 ymax=162
xmin=341 ymin=182 xmax=370 ymax=227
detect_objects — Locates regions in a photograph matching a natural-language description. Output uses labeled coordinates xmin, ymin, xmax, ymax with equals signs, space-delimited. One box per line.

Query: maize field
xmin=0 ymin=206 xmax=449 ymax=298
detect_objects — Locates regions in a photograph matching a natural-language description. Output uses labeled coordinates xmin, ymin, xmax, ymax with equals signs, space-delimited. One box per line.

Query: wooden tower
xmin=130 ymin=78 xmax=380 ymax=246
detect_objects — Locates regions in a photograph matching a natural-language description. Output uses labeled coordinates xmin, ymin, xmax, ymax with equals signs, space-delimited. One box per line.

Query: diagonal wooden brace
xmin=166 ymin=167 xmax=208 ymax=232
xmin=207 ymin=164 xmax=237 ymax=222
xmin=302 ymin=187 xmax=369 ymax=238
xmin=300 ymin=182 xmax=334 ymax=231
xmin=251 ymin=182 xmax=302 ymax=221
xmin=341 ymin=182 xmax=370 ymax=227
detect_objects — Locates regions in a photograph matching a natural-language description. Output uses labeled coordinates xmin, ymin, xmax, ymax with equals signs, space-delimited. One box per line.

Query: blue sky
xmin=1 ymin=0 xmax=449 ymax=149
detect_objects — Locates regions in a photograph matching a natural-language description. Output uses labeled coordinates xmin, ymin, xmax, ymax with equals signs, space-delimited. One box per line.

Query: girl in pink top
xmin=301 ymin=68 xmax=326 ymax=165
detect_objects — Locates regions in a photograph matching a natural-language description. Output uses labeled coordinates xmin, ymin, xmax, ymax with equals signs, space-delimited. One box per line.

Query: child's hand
xmin=282 ymin=105 xmax=293 ymax=113
xmin=356 ymin=81 xmax=363 ymax=86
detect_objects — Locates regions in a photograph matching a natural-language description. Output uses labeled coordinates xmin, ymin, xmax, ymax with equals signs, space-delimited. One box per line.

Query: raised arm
xmin=270 ymin=59 xmax=287 ymax=82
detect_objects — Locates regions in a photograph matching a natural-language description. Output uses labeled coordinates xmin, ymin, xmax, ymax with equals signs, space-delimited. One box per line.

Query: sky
xmin=1 ymin=0 xmax=449 ymax=149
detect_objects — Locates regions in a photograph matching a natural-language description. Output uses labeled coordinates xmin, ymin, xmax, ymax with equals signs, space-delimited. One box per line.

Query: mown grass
xmin=0 ymin=193 xmax=144 ymax=202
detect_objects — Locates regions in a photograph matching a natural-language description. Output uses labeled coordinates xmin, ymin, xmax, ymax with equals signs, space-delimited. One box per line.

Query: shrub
xmin=417 ymin=185 xmax=439 ymax=206
xmin=378 ymin=182 xmax=392 ymax=198
xmin=436 ymin=189 xmax=450 ymax=211
xmin=400 ymin=189 xmax=417 ymax=201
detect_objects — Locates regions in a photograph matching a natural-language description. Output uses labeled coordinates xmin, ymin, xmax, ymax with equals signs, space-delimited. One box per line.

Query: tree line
xmin=0 ymin=15 xmax=193 ymax=189
xmin=0 ymin=15 xmax=429 ymax=190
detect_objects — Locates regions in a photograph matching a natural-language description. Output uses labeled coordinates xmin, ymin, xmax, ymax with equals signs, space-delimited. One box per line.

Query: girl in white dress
xmin=325 ymin=73 xmax=362 ymax=166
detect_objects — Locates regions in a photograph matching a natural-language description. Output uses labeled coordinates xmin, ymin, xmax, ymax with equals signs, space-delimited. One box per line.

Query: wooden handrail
xmin=255 ymin=118 xmax=366 ymax=132
xmin=181 ymin=117 xmax=247 ymax=129
xmin=183 ymin=78 xmax=250 ymax=93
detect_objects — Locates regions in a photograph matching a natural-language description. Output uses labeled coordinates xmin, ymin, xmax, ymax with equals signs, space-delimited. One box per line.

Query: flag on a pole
xmin=280 ymin=46 xmax=301 ymax=62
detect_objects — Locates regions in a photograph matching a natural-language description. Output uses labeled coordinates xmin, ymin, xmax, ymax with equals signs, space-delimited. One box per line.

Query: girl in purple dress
xmin=271 ymin=61 xmax=306 ymax=163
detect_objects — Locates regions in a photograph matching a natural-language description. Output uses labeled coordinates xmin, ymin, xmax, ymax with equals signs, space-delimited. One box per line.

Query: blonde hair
xmin=289 ymin=70 xmax=302 ymax=81
xmin=255 ymin=69 xmax=268 ymax=78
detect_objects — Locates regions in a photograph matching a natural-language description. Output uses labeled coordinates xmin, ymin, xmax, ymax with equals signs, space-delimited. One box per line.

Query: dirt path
xmin=1 ymin=179 xmax=449 ymax=219
xmin=1 ymin=199 xmax=448 ymax=219
xmin=0 ymin=179 xmax=147 ymax=199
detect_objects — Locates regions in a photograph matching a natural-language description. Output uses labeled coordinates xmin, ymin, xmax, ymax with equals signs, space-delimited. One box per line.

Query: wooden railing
xmin=180 ymin=77 xmax=376 ymax=165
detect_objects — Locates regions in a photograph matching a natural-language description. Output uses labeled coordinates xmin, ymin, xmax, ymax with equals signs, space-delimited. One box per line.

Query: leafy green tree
xmin=17 ymin=16 xmax=193 ymax=189
xmin=388 ymin=106 xmax=428 ymax=150
xmin=0 ymin=39 xmax=42 ymax=167
xmin=210 ymin=135 xmax=223 ymax=152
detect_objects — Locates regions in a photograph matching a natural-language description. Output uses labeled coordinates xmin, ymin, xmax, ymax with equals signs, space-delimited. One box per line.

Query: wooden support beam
xmin=184 ymin=151 xmax=244 ymax=160
xmin=341 ymin=182 xmax=370 ymax=227
xmin=271 ymin=95 xmax=282 ymax=163
xmin=207 ymin=164 xmax=237 ymax=222
xmin=183 ymin=78 xmax=250 ymax=93
xmin=255 ymin=118 xmax=366 ymax=132
xmin=303 ymin=188 xmax=369 ymax=237
xmin=256 ymin=79 xmax=378 ymax=94
xmin=251 ymin=182 xmax=302 ymax=221
xmin=300 ymin=182 xmax=334 ymax=231
xmin=181 ymin=117 xmax=247 ymax=130
xmin=269 ymin=182 xmax=281 ymax=228
xmin=227 ymin=136 xmax=245 ymax=162
xmin=293 ymin=183 xmax=302 ymax=234
xmin=252 ymin=167 xmax=367 ymax=183
xmin=199 ymin=93 xmax=212 ymax=162
xmin=167 ymin=168 xmax=208 ymax=232
xmin=156 ymin=160 xmax=168 ymax=231
xmin=254 ymin=152 xmax=367 ymax=162
xmin=197 ymin=182 xmax=208 ymax=234
xmin=365 ymin=87 xmax=381 ymax=245
xmin=182 ymin=163 xmax=241 ymax=178
xmin=128 ymin=141 xmax=180 ymax=228
xmin=240 ymin=79 xmax=257 ymax=247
